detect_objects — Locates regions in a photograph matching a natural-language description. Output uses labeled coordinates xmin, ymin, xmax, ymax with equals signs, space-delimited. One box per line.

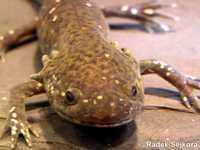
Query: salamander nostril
xmin=132 ymin=86 xmax=137 ymax=96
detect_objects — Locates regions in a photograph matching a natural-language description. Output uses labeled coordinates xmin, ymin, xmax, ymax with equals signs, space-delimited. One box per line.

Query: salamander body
xmin=1 ymin=0 xmax=200 ymax=149
xmin=37 ymin=0 xmax=144 ymax=127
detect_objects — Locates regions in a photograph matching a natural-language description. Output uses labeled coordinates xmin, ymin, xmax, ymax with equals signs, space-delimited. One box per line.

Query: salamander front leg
xmin=102 ymin=0 xmax=179 ymax=33
xmin=0 ymin=81 xmax=45 ymax=149
xmin=0 ymin=19 xmax=37 ymax=62
xmin=139 ymin=59 xmax=200 ymax=110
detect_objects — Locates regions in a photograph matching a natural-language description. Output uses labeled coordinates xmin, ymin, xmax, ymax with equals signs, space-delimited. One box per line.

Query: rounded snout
xmin=67 ymin=99 xmax=142 ymax=127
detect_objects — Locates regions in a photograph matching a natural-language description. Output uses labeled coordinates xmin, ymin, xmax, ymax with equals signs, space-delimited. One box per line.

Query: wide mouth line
xmin=56 ymin=108 xmax=134 ymax=127
xmin=76 ymin=117 xmax=133 ymax=128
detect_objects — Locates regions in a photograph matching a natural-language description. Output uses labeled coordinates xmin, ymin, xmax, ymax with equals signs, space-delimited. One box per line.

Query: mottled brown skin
xmin=38 ymin=0 xmax=144 ymax=126
xmin=0 ymin=0 xmax=200 ymax=149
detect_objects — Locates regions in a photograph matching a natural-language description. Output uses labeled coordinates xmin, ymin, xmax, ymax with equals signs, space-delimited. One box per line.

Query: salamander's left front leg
xmin=139 ymin=59 xmax=200 ymax=110
xmin=0 ymin=19 xmax=37 ymax=62
xmin=0 ymin=81 xmax=45 ymax=149
xmin=102 ymin=0 xmax=179 ymax=32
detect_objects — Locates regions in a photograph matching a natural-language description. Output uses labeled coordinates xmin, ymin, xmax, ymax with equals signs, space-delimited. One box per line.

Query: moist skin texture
xmin=37 ymin=0 xmax=144 ymax=127
xmin=1 ymin=0 xmax=200 ymax=149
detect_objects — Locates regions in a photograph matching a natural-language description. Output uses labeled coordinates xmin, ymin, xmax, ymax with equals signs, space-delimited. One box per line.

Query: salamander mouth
xmin=54 ymin=107 xmax=135 ymax=128
xmin=75 ymin=117 xmax=134 ymax=128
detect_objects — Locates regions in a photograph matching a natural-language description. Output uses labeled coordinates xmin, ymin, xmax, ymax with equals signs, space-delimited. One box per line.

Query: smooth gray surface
xmin=0 ymin=0 xmax=200 ymax=149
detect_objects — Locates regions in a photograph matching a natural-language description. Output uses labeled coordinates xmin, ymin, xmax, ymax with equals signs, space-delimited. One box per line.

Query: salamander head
xmin=42 ymin=46 xmax=144 ymax=127
xmin=48 ymin=81 xmax=143 ymax=127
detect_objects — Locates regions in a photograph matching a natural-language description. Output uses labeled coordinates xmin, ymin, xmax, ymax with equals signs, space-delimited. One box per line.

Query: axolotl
xmin=0 ymin=0 xmax=200 ymax=149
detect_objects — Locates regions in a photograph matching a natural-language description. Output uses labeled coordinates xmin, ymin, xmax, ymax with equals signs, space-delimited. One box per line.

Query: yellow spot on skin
xmin=160 ymin=65 xmax=165 ymax=69
xmin=160 ymin=24 xmax=170 ymax=32
xmin=12 ymin=126 xmax=17 ymax=131
xmin=42 ymin=55 xmax=50 ymax=65
xmin=166 ymin=72 xmax=171 ymax=76
xmin=61 ymin=92 xmax=66 ymax=97
xmin=83 ymin=99 xmax=89 ymax=103
xmin=119 ymin=98 xmax=123 ymax=102
xmin=50 ymin=86 xmax=54 ymax=91
xmin=98 ymin=25 xmax=102 ymax=29
xmin=143 ymin=8 xmax=154 ymax=15
xmin=11 ymin=119 xmax=19 ymax=124
xmin=26 ymin=138 xmax=30 ymax=144
xmin=9 ymin=30 xmax=15 ymax=35
xmin=12 ymin=113 xmax=17 ymax=118
xmin=10 ymin=107 xmax=16 ymax=112
xmin=102 ymin=76 xmax=106 ymax=80
xmin=131 ymin=8 xmax=138 ymax=15
xmin=97 ymin=95 xmax=103 ymax=100
xmin=86 ymin=2 xmax=92 ymax=7
xmin=110 ymin=41 xmax=119 ymax=48
xmin=46 ymin=84 xmax=50 ymax=91
xmin=55 ymin=0 xmax=60 ymax=2
xmin=0 ymin=35 xmax=4 ymax=40
xmin=82 ymin=27 xmax=86 ymax=30
xmin=34 ymin=16 xmax=39 ymax=21
xmin=167 ymin=67 xmax=173 ymax=71
xmin=51 ymin=90 xmax=55 ymax=95
xmin=93 ymin=100 xmax=97 ymax=105
xmin=11 ymin=130 xmax=16 ymax=135
xmin=20 ymin=123 xmax=24 ymax=126
xmin=37 ymin=83 xmax=43 ymax=87
xmin=110 ymin=102 xmax=115 ymax=107
xmin=49 ymin=7 xmax=56 ymax=14
xmin=153 ymin=60 xmax=159 ymax=64
xmin=121 ymin=5 xmax=129 ymax=11
xmin=183 ymin=97 xmax=188 ymax=102
xmin=51 ymin=50 xmax=59 ymax=58
xmin=21 ymin=129 xmax=25 ymax=135
xmin=26 ymin=133 xmax=31 ymax=139
xmin=2 ymin=97 xmax=7 ymax=100
xmin=130 ymin=107 xmax=134 ymax=111
xmin=11 ymin=137 xmax=15 ymax=142
xmin=52 ymin=16 xmax=58 ymax=22
xmin=57 ymin=80 xmax=61 ymax=85
xmin=115 ymin=80 xmax=119 ymax=84
xmin=159 ymin=61 xmax=168 ymax=67
xmin=105 ymin=53 xmax=110 ymax=58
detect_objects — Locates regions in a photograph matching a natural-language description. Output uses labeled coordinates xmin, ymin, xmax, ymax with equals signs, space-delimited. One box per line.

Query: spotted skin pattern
xmin=38 ymin=0 xmax=143 ymax=126
xmin=0 ymin=0 xmax=200 ymax=149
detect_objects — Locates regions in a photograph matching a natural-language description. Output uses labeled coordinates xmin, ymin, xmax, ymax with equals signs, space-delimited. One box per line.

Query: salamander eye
xmin=65 ymin=91 xmax=76 ymax=105
xmin=132 ymin=86 xmax=137 ymax=96
xmin=65 ymin=88 xmax=82 ymax=105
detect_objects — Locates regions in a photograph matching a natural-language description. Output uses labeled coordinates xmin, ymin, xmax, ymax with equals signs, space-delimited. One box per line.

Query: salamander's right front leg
xmin=0 ymin=81 xmax=45 ymax=149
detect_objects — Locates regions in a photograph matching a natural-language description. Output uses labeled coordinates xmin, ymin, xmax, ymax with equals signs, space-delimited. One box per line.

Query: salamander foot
xmin=102 ymin=0 xmax=179 ymax=32
xmin=0 ymin=109 xmax=39 ymax=149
